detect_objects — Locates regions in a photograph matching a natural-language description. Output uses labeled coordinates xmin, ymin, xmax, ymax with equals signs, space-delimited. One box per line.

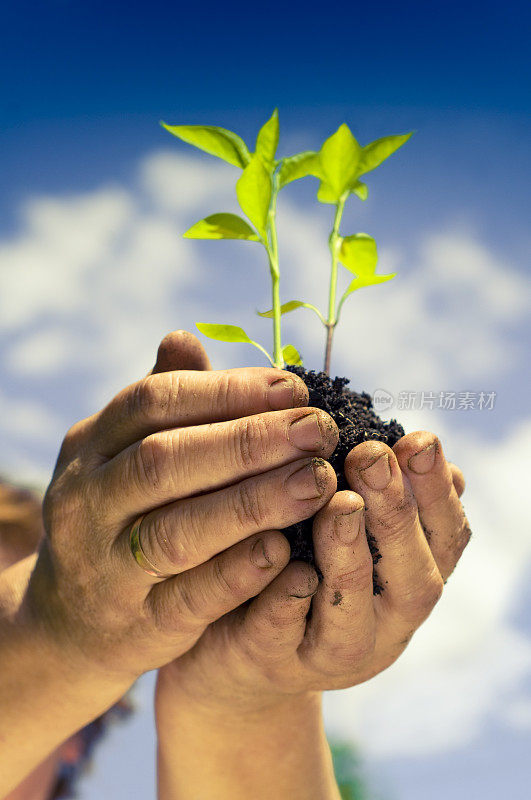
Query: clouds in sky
xmin=0 ymin=149 xmax=529 ymax=760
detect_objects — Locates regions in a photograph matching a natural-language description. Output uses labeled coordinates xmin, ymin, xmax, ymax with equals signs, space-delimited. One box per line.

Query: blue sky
xmin=1 ymin=0 xmax=530 ymax=231
xmin=1 ymin=1 xmax=530 ymax=798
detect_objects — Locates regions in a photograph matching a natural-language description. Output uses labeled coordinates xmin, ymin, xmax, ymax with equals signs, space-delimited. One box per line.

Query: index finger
xmin=90 ymin=368 xmax=310 ymax=460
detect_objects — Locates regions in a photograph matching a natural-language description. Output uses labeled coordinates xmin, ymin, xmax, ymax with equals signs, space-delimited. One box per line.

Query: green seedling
xmin=161 ymin=112 xmax=412 ymax=374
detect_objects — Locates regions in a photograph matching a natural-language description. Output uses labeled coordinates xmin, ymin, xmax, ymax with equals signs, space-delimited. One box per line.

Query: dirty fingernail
xmin=285 ymin=458 xmax=327 ymax=500
xmin=290 ymin=587 xmax=318 ymax=599
xmin=288 ymin=413 xmax=323 ymax=451
xmin=335 ymin=506 xmax=364 ymax=544
xmin=359 ymin=453 xmax=391 ymax=490
xmin=290 ymin=572 xmax=319 ymax=598
xmin=268 ymin=378 xmax=295 ymax=410
xmin=250 ymin=538 xmax=274 ymax=568
xmin=408 ymin=442 xmax=437 ymax=474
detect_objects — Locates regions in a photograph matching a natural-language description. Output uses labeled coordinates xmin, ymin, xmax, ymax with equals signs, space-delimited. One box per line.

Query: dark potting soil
xmin=284 ymin=366 xmax=405 ymax=594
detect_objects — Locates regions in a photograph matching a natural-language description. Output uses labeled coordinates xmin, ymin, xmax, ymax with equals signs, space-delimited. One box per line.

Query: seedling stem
xmin=324 ymin=193 xmax=347 ymax=374
xmin=266 ymin=171 xmax=283 ymax=368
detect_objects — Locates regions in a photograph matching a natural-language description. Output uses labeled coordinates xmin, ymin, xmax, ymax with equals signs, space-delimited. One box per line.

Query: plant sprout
xmin=161 ymin=112 xmax=412 ymax=374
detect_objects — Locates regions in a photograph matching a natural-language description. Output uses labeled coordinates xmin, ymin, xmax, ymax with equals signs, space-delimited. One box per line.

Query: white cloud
xmin=0 ymin=389 xmax=63 ymax=488
xmin=500 ymin=696 xmax=531 ymax=732
xmin=0 ymin=188 xmax=134 ymax=329
xmin=140 ymin=149 xmax=238 ymax=216
xmin=5 ymin=327 xmax=75 ymax=375
xmin=0 ymin=388 xmax=63 ymax=444
xmin=0 ymin=149 xmax=529 ymax=760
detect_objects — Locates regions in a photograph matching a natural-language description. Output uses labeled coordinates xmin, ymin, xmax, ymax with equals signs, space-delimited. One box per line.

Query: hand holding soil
xmin=151 ymin=332 xmax=470 ymax=710
xmin=23 ymin=349 xmax=341 ymax=685
xmin=157 ymin=428 xmax=470 ymax=710
xmin=0 ymin=329 xmax=343 ymax=794
xmin=0 ymin=329 xmax=471 ymax=798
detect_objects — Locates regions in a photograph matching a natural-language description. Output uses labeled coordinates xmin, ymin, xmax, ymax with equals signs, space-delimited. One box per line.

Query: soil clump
xmin=285 ymin=367 xmax=405 ymax=594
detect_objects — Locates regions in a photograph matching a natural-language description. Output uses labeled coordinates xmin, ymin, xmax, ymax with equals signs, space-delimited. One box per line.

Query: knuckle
xmin=147 ymin=587 xmax=199 ymax=635
xmin=213 ymin=371 xmax=234 ymax=409
xmin=373 ymin=494 xmax=418 ymax=541
xmin=342 ymin=634 xmax=375 ymax=665
xmin=131 ymin=376 xmax=172 ymax=423
xmin=173 ymin=579 xmax=206 ymax=625
xmin=143 ymin=513 xmax=183 ymax=573
xmin=239 ymin=632 xmax=272 ymax=668
xmin=400 ymin=569 xmax=444 ymax=621
xmin=452 ymin=514 xmax=472 ymax=560
xmin=334 ymin=554 xmax=374 ymax=593
xmin=64 ymin=419 xmax=86 ymax=448
xmin=419 ymin=572 xmax=444 ymax=613
xmin=212 ymin=558 xmax=244 ymax=601
xmin=270 ymin=605 xmax=306 ymax=629
xmin=56 ymin=420 xmax=88 ymax=465
xmin=64 ymin=420 xmax=87 ymax=448
xmin=233 ymin=416 xmax=270 ymax=470
xmin=43 ymin=462 xmax=86 ymax=532
xmin=317 ymin=633 xmax=376 ymax=675
xmin=422 ymin=477 xmax=454 ymax=512
xmin=42 ymin=482 xmax=66 ymax=537
xmin=233 ymin=481 xmax=266 ymax=530
xmin=134 ymin=433 xmax=172 ymax=494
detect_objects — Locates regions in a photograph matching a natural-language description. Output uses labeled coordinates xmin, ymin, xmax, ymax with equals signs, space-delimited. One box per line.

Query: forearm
xmin=0 ymin=558 xmax=130 ymax=796
xmin=155 ymin=673 xmax=341 ymax=800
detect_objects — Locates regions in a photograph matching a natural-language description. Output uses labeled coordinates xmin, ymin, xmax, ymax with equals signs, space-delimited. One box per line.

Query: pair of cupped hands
xmin=24 ymin=330 xmax=471 ymax=717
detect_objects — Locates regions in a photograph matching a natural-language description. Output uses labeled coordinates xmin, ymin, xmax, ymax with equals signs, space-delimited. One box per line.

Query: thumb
xmin=147 ymin=330 xmax=212 ymax=376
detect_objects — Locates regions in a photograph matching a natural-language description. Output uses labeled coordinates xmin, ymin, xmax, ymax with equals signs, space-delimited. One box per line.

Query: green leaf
xmin=236 ymin=155 xmax=271 ymax=240
xmin=357 ymin=132 xmax=413 ymax=177
xmin=338 ymin=234 xmax=378 ymax=277
xmin=337 ymin=236 xmax=396 ymax=317
xmin=351 ymin=180 xmax=368 ymax=201
xmin=255 ymin=109 xmax=279 ymax=170
xmin=184 ymin=213 xmax=259 ymax=241
xmin=347 ymin=273 xmax=396 ymax=291
xmin=258 ymin=300 xmax=306 ymax=318
xmin=258 ymin=300 xmax=325 ymax=324
xmin=277 ymin=151 xmax=322 ymax=188
xmin=318 ymin=124 xmax=362 ymax=201
xmin=195 ymin=323 xmax=274 ymax=365
xmin=195 ymin=323 xmax=254 ymax=344
xmin=316 ymin=180 xmax=338 ymax=204
xmin=318 ymin=177 xmax=367 ymax=204
xmin=282 ymin=344 xmax=303 ymax=366
xmin=160 ymin=123 xmax=251 ymax=168
xmin=341 ymin=272 xmax=396 ymax=300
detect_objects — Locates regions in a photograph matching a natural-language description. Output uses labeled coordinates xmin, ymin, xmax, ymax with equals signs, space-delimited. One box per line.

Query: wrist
xmin=157 ymin=658 xmax=319 ymax=721
xmin=156 ymin=664 xmax=322 ymax=733
xmin=0 ymin=559 xmax=132 ymax=795
xmin=155 ymin=673 xmax=340 ymax=800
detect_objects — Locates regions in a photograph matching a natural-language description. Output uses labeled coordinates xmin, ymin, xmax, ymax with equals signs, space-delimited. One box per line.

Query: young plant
xmin=161 ymin=113 xmax=412 ymax=374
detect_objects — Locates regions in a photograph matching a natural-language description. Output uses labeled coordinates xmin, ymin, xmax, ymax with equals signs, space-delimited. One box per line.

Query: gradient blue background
xmin=1 ymin=1 xmax=530 ymax=798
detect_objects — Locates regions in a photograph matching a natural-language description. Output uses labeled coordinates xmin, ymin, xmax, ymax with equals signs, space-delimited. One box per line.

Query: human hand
xmin=20 ymin=332 xmax=340 ymax=692
xmin=157 ymin=424 xmax=469 ymax=714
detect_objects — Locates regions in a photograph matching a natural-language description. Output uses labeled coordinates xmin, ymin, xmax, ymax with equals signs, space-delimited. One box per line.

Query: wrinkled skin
xmin=1 ymin=330 xmax=470 ymax=799
xmin=23 ymin=332 xmax=344 ymax=682
xmin=152 ymin=333 xmax=470 ymax=713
